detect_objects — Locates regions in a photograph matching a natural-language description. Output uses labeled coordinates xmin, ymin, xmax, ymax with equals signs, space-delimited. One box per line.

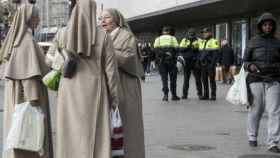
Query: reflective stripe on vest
xmin=153 ymin=35 xmax=178 ymax=48
xmin=199 ymin=38 xmax=219 ymax=50
xmin=180 ymin=38 xmax=200 ymax=48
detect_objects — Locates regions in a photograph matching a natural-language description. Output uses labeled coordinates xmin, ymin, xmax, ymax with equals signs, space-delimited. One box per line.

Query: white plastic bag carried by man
xmin=226 ymin=66 xmax=249 ymax=105
xmin=5 ymin=102 xmax=45 ymax=156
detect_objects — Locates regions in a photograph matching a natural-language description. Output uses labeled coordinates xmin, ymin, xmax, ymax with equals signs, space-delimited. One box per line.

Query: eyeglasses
xmin=98 ymin=16 xmax=112 ymax=21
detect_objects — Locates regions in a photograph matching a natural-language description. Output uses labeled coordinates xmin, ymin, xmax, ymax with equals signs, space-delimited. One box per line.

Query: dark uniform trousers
xmin=159 ymin=60 xmax=178 ymax=96
xmin=183 ymin=59 xmax=202 ymax=97
xmin=201 ymin=64 xmax=216 ymax=98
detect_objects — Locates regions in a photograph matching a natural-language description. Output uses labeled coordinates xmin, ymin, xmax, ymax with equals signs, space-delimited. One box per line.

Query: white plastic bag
xmin=110 ymin=107 xmax=122 ymax=135
xmin=110 ymin=107 xmax=124 ymax=157
xmin=151 ymin=61 xmax=156 ymax=71
xmin=226 ymin=65 xmax=249 ymax=105
xmin=5 ymin=102 xmax=45 ymax=155
xmin=176 ymin=61 xmax=184 ymax=73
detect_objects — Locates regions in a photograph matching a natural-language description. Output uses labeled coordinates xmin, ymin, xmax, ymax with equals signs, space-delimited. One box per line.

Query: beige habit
xmin=107 ymin=8 xmax=145 ymax=158
xmin=56 ymin=1 xmax=119 ymax=158
xmin=0 ymin=4 xmax=53 ymax=158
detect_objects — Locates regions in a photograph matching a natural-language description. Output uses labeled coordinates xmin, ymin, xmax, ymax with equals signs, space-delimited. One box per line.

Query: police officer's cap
xmin=162 ymin=26 xmax=172 ymax=33
xmin=188 ymin=28 xmax=195 ymax=34
xmin=202 ymin=27 xmax=211 ymax=33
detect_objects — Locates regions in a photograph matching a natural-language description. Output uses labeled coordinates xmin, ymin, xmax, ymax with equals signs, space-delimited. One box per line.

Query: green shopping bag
xmin=42 ymin=70 xmax=61 ymax=91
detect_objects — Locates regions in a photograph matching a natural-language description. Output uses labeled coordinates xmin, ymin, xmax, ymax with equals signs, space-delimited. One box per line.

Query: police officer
xmin=179 ymin=28 xmax=203 ymax=99
xmin=199 ymin=28 xmax=220 ymax=100
xmin=154 ymin=26 xmax=180 ymax=101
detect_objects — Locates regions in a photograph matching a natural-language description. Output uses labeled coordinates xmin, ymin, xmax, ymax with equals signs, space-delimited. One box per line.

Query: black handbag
xmin=57 ymin=48 xmax=78 ymax=78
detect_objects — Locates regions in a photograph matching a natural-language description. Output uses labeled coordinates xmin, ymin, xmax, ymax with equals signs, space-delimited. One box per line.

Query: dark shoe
xmin=210 ymin=96 xmax=216 ymax=101
xmin=228 ymin=79 xmax=233 ymax=84
xmin=162 ymin=95 xmax=168 ymax=101
xmin=201 ymin=96 xmax=209 ymax=100
xmin=181 ymin=95 xmax=188 ymax=100
xmin=198 ymin=95 xmax=203 ymax=100
xmin=268 ymin=146 xmax=280 ymax=153
xmin=172 ymin=96 xmax=180 ymax=101
xmin=249 ymin=140 xmax=258 ymax=147
xmin=141 ymin=76 xmax=145 ymax=81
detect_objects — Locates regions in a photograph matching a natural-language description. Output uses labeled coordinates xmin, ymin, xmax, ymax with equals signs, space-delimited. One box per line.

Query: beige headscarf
xmin=65 ymin=0 xmax=97 ymax=57
xmin=105 ymin=8 xmax=131 ymax=31
xmin=0 ymin=4 xmax=34 ymax=62
xmin=105 ymin=8 xmax=144 ymax=78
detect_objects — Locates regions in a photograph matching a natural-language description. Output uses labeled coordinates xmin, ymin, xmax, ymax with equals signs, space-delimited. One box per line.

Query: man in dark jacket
xmin=243 ymin=12 xmax=280 ymax=153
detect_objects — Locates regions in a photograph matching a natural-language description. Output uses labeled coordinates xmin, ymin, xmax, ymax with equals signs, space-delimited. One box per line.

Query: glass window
xmin=231 ymin=19 xmax=248 ymax=65
xmin=216 ymin=23 xmax=228 ymax=43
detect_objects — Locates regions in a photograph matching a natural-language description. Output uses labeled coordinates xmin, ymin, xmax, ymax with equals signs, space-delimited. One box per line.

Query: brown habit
xmin=55 ymin=1 xmax=120 ymax=158
xmin=1 ymin=4 xmax=53 ymax=158
xmin=111 ymin=27 xmax=145 ymax=158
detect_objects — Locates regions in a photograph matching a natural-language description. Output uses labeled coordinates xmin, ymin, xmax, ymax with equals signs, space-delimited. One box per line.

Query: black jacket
xmin=154 ymin=46 xmax=178 ymax=65
xmin=199 ymin=38 xmax=219 ymax=67
xmin=141 ymin=45 xmax=155 ymax=61
xmin=220 ymin=45 xmax=234 ymax=66
xmin=243 ymin=35 xmax=280 ymax=84
xmin=179 ymin=38 xmax=199 ymax=60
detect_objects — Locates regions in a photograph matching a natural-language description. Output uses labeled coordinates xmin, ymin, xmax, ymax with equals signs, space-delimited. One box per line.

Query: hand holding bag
xmin=43 ymin=48 xmax=77 ymax=90
xmin=229 ymin=65 xmax=237 ymax=76
xmin=51 ymin=48 xmax=65 ymax=71
xmin=5 ymin=102 xmax=45 ymax=156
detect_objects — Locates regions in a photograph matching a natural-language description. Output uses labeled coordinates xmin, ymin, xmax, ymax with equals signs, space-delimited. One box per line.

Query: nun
xmin=0 ymin=4 xmax=53 ymax=158
xmin=101 ymin=8 xmax=145 ymax=158
xmin=55 ymin=0 xmax=120 ymax=158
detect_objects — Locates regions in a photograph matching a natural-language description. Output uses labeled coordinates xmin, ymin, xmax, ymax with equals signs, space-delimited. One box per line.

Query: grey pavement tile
xmin=0 ymin=74 xmax=274 ymax=158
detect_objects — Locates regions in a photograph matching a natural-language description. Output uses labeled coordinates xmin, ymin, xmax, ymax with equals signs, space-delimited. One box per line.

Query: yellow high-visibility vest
xmin=199 ymin=38 xmax=219 ymax=50
xmin=179 ymin=38 xmax=200 ymax=48
xmin=153 ymin=35 xmax=178 ymax=48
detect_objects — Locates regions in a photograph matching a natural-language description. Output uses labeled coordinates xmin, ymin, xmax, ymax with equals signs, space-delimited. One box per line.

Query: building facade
xmin=35 ymin=0 xmax=69 ymax=41
xmin=97 ymin=0 xmax=202 ymax=19
xmin=98 ymin=0 xmax=280 ymax=64
xmin=36 ymin=0 xmax=69 ymax=28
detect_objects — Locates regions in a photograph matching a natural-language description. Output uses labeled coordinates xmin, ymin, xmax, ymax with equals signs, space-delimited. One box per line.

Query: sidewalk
xmin=0 ymin=74 xmax=279 ymax=158
xmin=142 ymin=74 xmax=280 ymax=158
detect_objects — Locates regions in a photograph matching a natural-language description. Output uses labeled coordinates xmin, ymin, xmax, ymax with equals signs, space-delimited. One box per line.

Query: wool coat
xmin=111 ymin=27 xmax=145 ymax=158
